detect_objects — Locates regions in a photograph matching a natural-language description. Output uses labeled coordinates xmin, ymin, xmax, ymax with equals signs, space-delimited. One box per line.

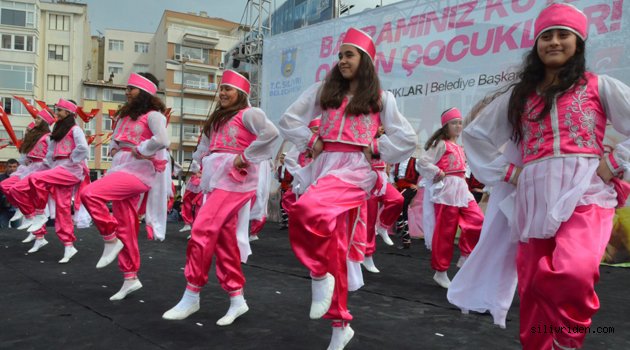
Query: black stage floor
xmin=1 ymin=223 xmax=628 ymax=349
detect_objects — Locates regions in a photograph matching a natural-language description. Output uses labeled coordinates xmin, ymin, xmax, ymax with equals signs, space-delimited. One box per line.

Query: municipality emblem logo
xmin=281 ymin=48 xmax=297 ymax=77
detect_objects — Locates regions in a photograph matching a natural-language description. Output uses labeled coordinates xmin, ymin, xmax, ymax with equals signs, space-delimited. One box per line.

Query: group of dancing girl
xmin=1 ymin=4 xmax=629 ymax=349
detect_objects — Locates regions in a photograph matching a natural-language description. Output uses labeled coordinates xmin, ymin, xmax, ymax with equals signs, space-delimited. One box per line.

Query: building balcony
xmin=182 ymin=133 xmax=200 ymax=147
xmin=182 ymin=59 xmax=222 ymax=72
xmin=182 ymin=30 xmax=219 ymax=48
xmin=182 ymin=111 xmax=208 ymax=121
xmin=182 ymin=81 xmax=218 ymax=96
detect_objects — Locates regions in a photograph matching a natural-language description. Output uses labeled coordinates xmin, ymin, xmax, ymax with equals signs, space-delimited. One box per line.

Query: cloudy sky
xmin=79 ymin=0 xmax=398 ymax=34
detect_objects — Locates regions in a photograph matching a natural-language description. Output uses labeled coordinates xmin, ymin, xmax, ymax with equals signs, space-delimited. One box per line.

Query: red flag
xmin=86 ymin=133 xmax=105 ymax=145
xmin=108 ymin=109 xmax=120 ymax=130
xmin=0 ymin=105 xmax=21 ymax=147
xmin=76 ymin=107 xmax=99 ymax=124
xmin=13 ymin=95 xmax=39 ymax=119
xmin=93 ymin=132 xmax=113 ymax=147
xmin=35 ymin=100 xmax=55 ymax=115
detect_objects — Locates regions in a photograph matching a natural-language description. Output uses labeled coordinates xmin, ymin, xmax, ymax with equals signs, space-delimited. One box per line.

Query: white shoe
xmin=96 ymin=239 xmax=124 ymax=269
xmin=109 ymin=279 xmax=143 ymax=301
xmin=377 ymin=226 xmax=394 ymax=246
xmin=28 ymin=238 xmax=48 ymax=253
xmin=179 ymin=224 xmax=191 ymax=232
xmin=456 ymin=255 xmax=467 ymax=268
xmin=10 ymin=209 xmax=23 ymax=222
xmin=216 ymin=295 xmax=249 ymax=326
xmin=310 ymin=273 xmax=335 ymax=319
xmin=433 ymin=271 xmax=451 ymax=289
xmin=27 ymin=214 xmax=49 ymax=232
xmin=186 ymin=234 xmax=191 ymax=240
xmin=327 ymin=326 xmax=355 ymax=350
xmin=21 ymin=232 xmax=36 ymax=243
xmin=552 ymin=339 xmax=576 ymax=350
xmin=361 ymin=256 xmax=380 ymax=273
xmin=17 ymin=217 xmax=34 ymax=230
xmin=248 ymin=235 xmax=259 ymax=242
xmin=162 ymin=291 xmax=200 ymax=320
xmin=58 ymin=246 xmax=78 ymax=264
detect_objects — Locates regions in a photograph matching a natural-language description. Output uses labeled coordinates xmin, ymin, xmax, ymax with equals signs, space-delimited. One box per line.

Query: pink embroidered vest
xmin=521 ymin=72 xmax=606 ymax=164
xmin=27 ymin=133 xmax=49 ymax=160
xmin=208 ymin=108 xmax=256 ymax=153
xmin=54 ymin=126 xmax=77 ymax=158
xmin=319 ymin=96 xmax=381 ymax=146
xmin=113 ymin=112 xmax=154 ymax=146
xmin=435 ymin=141 xmax=466 ymax=175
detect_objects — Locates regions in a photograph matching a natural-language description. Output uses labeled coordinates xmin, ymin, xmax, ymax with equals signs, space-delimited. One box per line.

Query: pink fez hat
xmin=342 ymin=27 xmax=376 ymax=62
xmin=221 ymin=70 xmax=251 ymax=95
xmin=128 ymin=73 xmax=158 ymax=95
xmin=441 ymin=107 xmax=462 ymax=126
xmin=37 ymin=109 xmax=55 ymax=125
xmin=534 ymin=3 xmax=588 ymax=41
xmin=55 ymin=98 xmax=77 ymax=114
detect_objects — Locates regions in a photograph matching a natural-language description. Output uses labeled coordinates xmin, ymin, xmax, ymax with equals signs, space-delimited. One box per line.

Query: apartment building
xmin=0 ymin=0 xmax=89 ymax=166
xmin=80 ymin=10 xmax=242 ymax=176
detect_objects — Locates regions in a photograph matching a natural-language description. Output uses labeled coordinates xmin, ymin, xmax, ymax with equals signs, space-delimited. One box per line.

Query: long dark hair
xmin=50 ymin=99 xmax=78 ymax=142
xmin=19 ymin=121 xmax=50 ymax=154
xmin=118 ymin=72 xmax=166 ymax=121
xmin=507 ymin=36 xmax=586 ymax=143
xmin=202 ymin=73 xmax=250 ymax=137
xmin=319 ymin=50 xmax=382 ymax=115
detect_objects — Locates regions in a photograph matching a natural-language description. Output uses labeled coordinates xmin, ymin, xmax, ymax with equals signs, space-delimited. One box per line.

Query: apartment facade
xmin=155 ymin=11 xmax=241 ymax=169
xmin=0 ymin=0 xmax=89 ymax=166
xmin=80 ymin=10 xmax=242 ymax=176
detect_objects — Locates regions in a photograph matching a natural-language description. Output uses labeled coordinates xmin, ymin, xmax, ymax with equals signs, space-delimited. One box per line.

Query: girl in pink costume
xmin=1 ymin=110 xmax=53 ymax=248
xmin=81 ymin=72 xmax=170 ymax=301
xmin=24 ymin=99 xmax=88 ymax=263
xmin=463 ymin=4 xmax=630 ymax=349
xmin=163 ymin=70 xmax=279 ymax=326
xmin=362 ymin=128 xmax=403 ymax=273
xmin=278 ymin=28 xmax=416 ymax=349
xmin=417 ymin=108 xmax=483 ymax=289
xmin=178 ymin=160 xmax=203 ymax=234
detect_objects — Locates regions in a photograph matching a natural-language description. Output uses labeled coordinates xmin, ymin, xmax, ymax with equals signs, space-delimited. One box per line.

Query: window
xmin=103 ymin=88 xmax=126 ymax=103
xmin=183 ymin=98 xmax=210 ymax=115
xmin=108 ymin=39 xmax=123 ymax=51
xmin=0 ymin=2 xmax=35 ymax=28
xmin=134 ymin=42 xmax=149 ymax=53
xmin=83 ymin=86 xmax=97 ymax=100
xmin=170 ymin=123 xmax=180 ymax=138
xmin=101 ymin=144 xmax=112 ymax=162
xmin=1 ymin=33 xmax=35 ymax=52
xmin=102 ymin=118 xmax=112 ymax=131
xmin=88 ymin=145 xmax=95 ymax=161
xmin=84 ymin=119 xmax=96 ymax=133
xmin=47 ymin=75 xmax=69 ymax=91
xmin=48 ymin=44 xmax=69 ymax=61
xmin=0 ymin=64 xmax=34 ymax=91
xmin=49 ymin=14 xmax=70 ymax=31
xmin=107 ymin=62 xmax=123 ymax=76
xmin=175 ymin=44 xmax=209 ymax=64
xmin=2 ymin=96 xmax=34 ymax=115
xmin=132 ymin=64 xmax=149 ymax=73
xmin=183 ymin=124 xmax=201 ymax=140
xmin=0 ymin=130 xmax=24 ymax=145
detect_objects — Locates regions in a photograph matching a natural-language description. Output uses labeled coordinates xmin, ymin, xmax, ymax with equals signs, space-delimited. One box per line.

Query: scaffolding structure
xmin=229 ymin=0 xmax=272 ymax=107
